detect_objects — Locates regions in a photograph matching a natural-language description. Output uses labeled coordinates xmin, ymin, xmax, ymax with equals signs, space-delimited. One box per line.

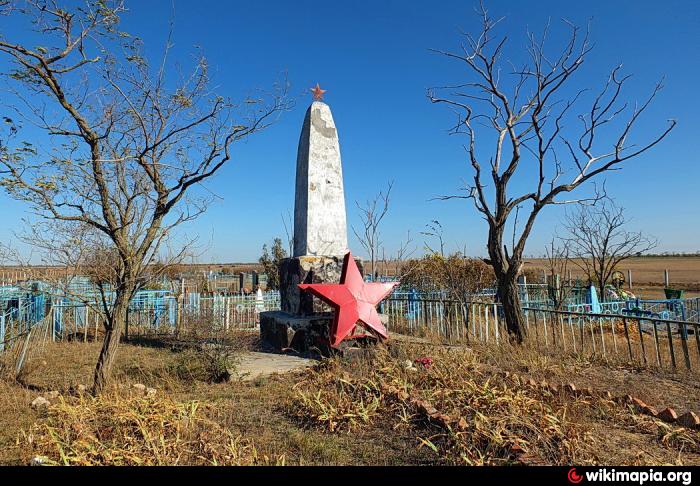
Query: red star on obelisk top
xmin=299 ymin=252 xmax=398 ymax=347
xmin=310 ymin=83 xmax=326 ymax=101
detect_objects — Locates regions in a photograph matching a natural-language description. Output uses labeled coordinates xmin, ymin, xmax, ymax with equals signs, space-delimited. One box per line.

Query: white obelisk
xmin=293 ymin=87 xmax=349 ymax=257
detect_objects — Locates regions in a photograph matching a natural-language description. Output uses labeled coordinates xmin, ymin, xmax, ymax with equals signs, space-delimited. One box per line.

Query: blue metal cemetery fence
xmin=51 ymin=289 xmax=283 ymax=337
xmin=0 ymin=285 xmax=48 ymax=351
xmin=0 ymin=279 xmax=286 ymax=342
xmin=126 ymin=290 xmax=178 ymax=333
xmin=382 ymin=297 xmax=700 ymax=372
xmin=172 ymin=291 xmax=281 ymax=334
xmin=0 ymin=286 xmax=53 ymax=379
xmin=3 ymin=272 xmax=698 ymax=378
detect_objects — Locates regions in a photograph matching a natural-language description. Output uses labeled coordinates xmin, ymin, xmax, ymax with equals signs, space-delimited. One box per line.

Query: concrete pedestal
xmin=259 ymin=310 xmax=390 ymax=357
xmin=259 ymin=310 xmax=333 ymax=355
xmin=279 ymin=255 xmax=363 ymax=315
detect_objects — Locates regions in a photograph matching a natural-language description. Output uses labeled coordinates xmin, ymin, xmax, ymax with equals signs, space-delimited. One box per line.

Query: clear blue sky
xmin=1 ymin=0 xmax=698 ymax=262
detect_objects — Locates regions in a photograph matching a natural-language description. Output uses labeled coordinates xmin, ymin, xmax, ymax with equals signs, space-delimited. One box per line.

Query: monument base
xmin=259 ymin=310 xmax=391 ymax=357
xmin=279 ymin=255 xmax=363 ymax=315
xmin=259 ymin=310 xmax=334 ymax=356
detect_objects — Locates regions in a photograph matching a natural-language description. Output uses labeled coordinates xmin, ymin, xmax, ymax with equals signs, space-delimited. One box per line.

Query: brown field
xmin=3 ymin=256 xmax=700 ymax=299
xmin=525 ymin=256 xmax=700 ymax=287
xmin=524 ymin=256 xmax=700 ymax=299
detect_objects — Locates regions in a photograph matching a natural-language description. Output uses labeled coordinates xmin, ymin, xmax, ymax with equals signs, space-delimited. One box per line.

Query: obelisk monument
xmin=293 ymin=86 xmax=348 ymax=257
xmin=260 ymin=84 xmax=361 ymax=354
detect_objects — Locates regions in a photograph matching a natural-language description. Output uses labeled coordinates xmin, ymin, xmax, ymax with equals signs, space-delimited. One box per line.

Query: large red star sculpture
xmin=299 ymin=252 xmax=398 ymax=347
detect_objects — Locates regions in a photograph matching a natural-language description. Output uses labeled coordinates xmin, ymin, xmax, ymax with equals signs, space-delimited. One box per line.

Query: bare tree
xmin=281 ymin=211 xmax=294 ymax=256
xmin=428 ymin=4 xmax=674 ymax=341
xmin=395 ymin=230 xmax=415 ymax=266
xmin=421 ymin=220 xmax=445 ymax=257
xmin=352 ymin=180 xmax=393 ymax=280
xmin=0 ymin=1 xmax=289 ymax=392
xmin=563 ymin=199 xmax=657 ymax=298
xmin=543 ymin=237 xmax=572 ymax=310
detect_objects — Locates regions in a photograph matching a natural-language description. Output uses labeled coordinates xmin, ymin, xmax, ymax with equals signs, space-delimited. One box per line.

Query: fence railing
xmin=0 ymin=312 xmax=52 ymax=378
xmin=566 ymin=297 xmax=700 ymax=323
xmin=384 ymin=298 xmax=700 ymax=373
xmin=5 ymin=289 xmax=698 ymax=375
xmin=127 ymin=291 xmax=281 ymax=336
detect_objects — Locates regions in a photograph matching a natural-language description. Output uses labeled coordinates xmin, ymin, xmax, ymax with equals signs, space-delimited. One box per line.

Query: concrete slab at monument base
xmin=279 ymin=255 xmax=363 ymax=315
xmin=231 ymin=352 xmax=315 ymax=381
xmin=259 ymin=310 xmax=333 ymax=355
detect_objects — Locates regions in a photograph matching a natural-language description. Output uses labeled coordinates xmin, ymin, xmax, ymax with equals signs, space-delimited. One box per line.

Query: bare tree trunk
xmin=488 ymin=224 xmax=527 ymax=342
xmin=496 ymin=272 xmax=526 ymax=343
xmin=93 ymin=316 xmax=122 ymax=393
xmin=92 ymin=287 xmax=131 ymax=394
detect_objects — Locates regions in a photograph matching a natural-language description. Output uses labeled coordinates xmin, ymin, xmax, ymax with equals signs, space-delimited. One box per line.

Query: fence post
xmin=84 ymin=306 xmax=89 ymax=342
xmin=637 ymin=318 xmax=647 ymax=365
xmin=493 ymin=303 xmax=499 ymax=344
xmin=652 ymin=321 xmax=661 ymax=367
xmin=51 ymin=306 xmax=55 ymax=342
xmin=524 ymin=307 xmax=530 ymax=332
xmin=15 ymin=329 xmax=32 ymax=378
xmin=559 ymin=314 xmax=566 ymax=352
xmin=568 ymin=315 xmax=576 ymax=353
xmin=610 ymin=315 xmax=617 ymax=354
xmin=622 ymin=317 xmax=633 ymax=361
xmin=679 ymin=321 xmax=691 ymax=370
xmin=542 ymin=311 xmax=548 ymax=348
xmin=628 ymin=269 xmax=633 ymax=290
xmin=462 ymin=303 xmax=468 ymax=342
xmin=664 ymin=270 xmax=670 ymax=288
xmin=470 ymin=303 xmax=475 ymax=340
xmin=479 ymin=304 xmax=484 ymax=341
xmin=484 ymin=305 xmax=490 ymax=342
xmin=666 ymin=321 xmax=676 ymax=368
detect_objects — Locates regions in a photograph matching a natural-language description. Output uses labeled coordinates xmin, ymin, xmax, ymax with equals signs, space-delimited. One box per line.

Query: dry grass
xmin=287 ymin=342 xmax=700 ymax=465
xmin=287 ymin=348 xmax=582 ymax=465
xmin=0 ymin=339 xmax=433 ymax=466
xmin=21 ymin=390 xmax=282 ymax=465
xmin=1 ymin=335 xmax=699 ymax=466
xmin=471 ymin=338 xmax=700 ymax=413
xmin=287 ymin=363 xmax=383 ymax=432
